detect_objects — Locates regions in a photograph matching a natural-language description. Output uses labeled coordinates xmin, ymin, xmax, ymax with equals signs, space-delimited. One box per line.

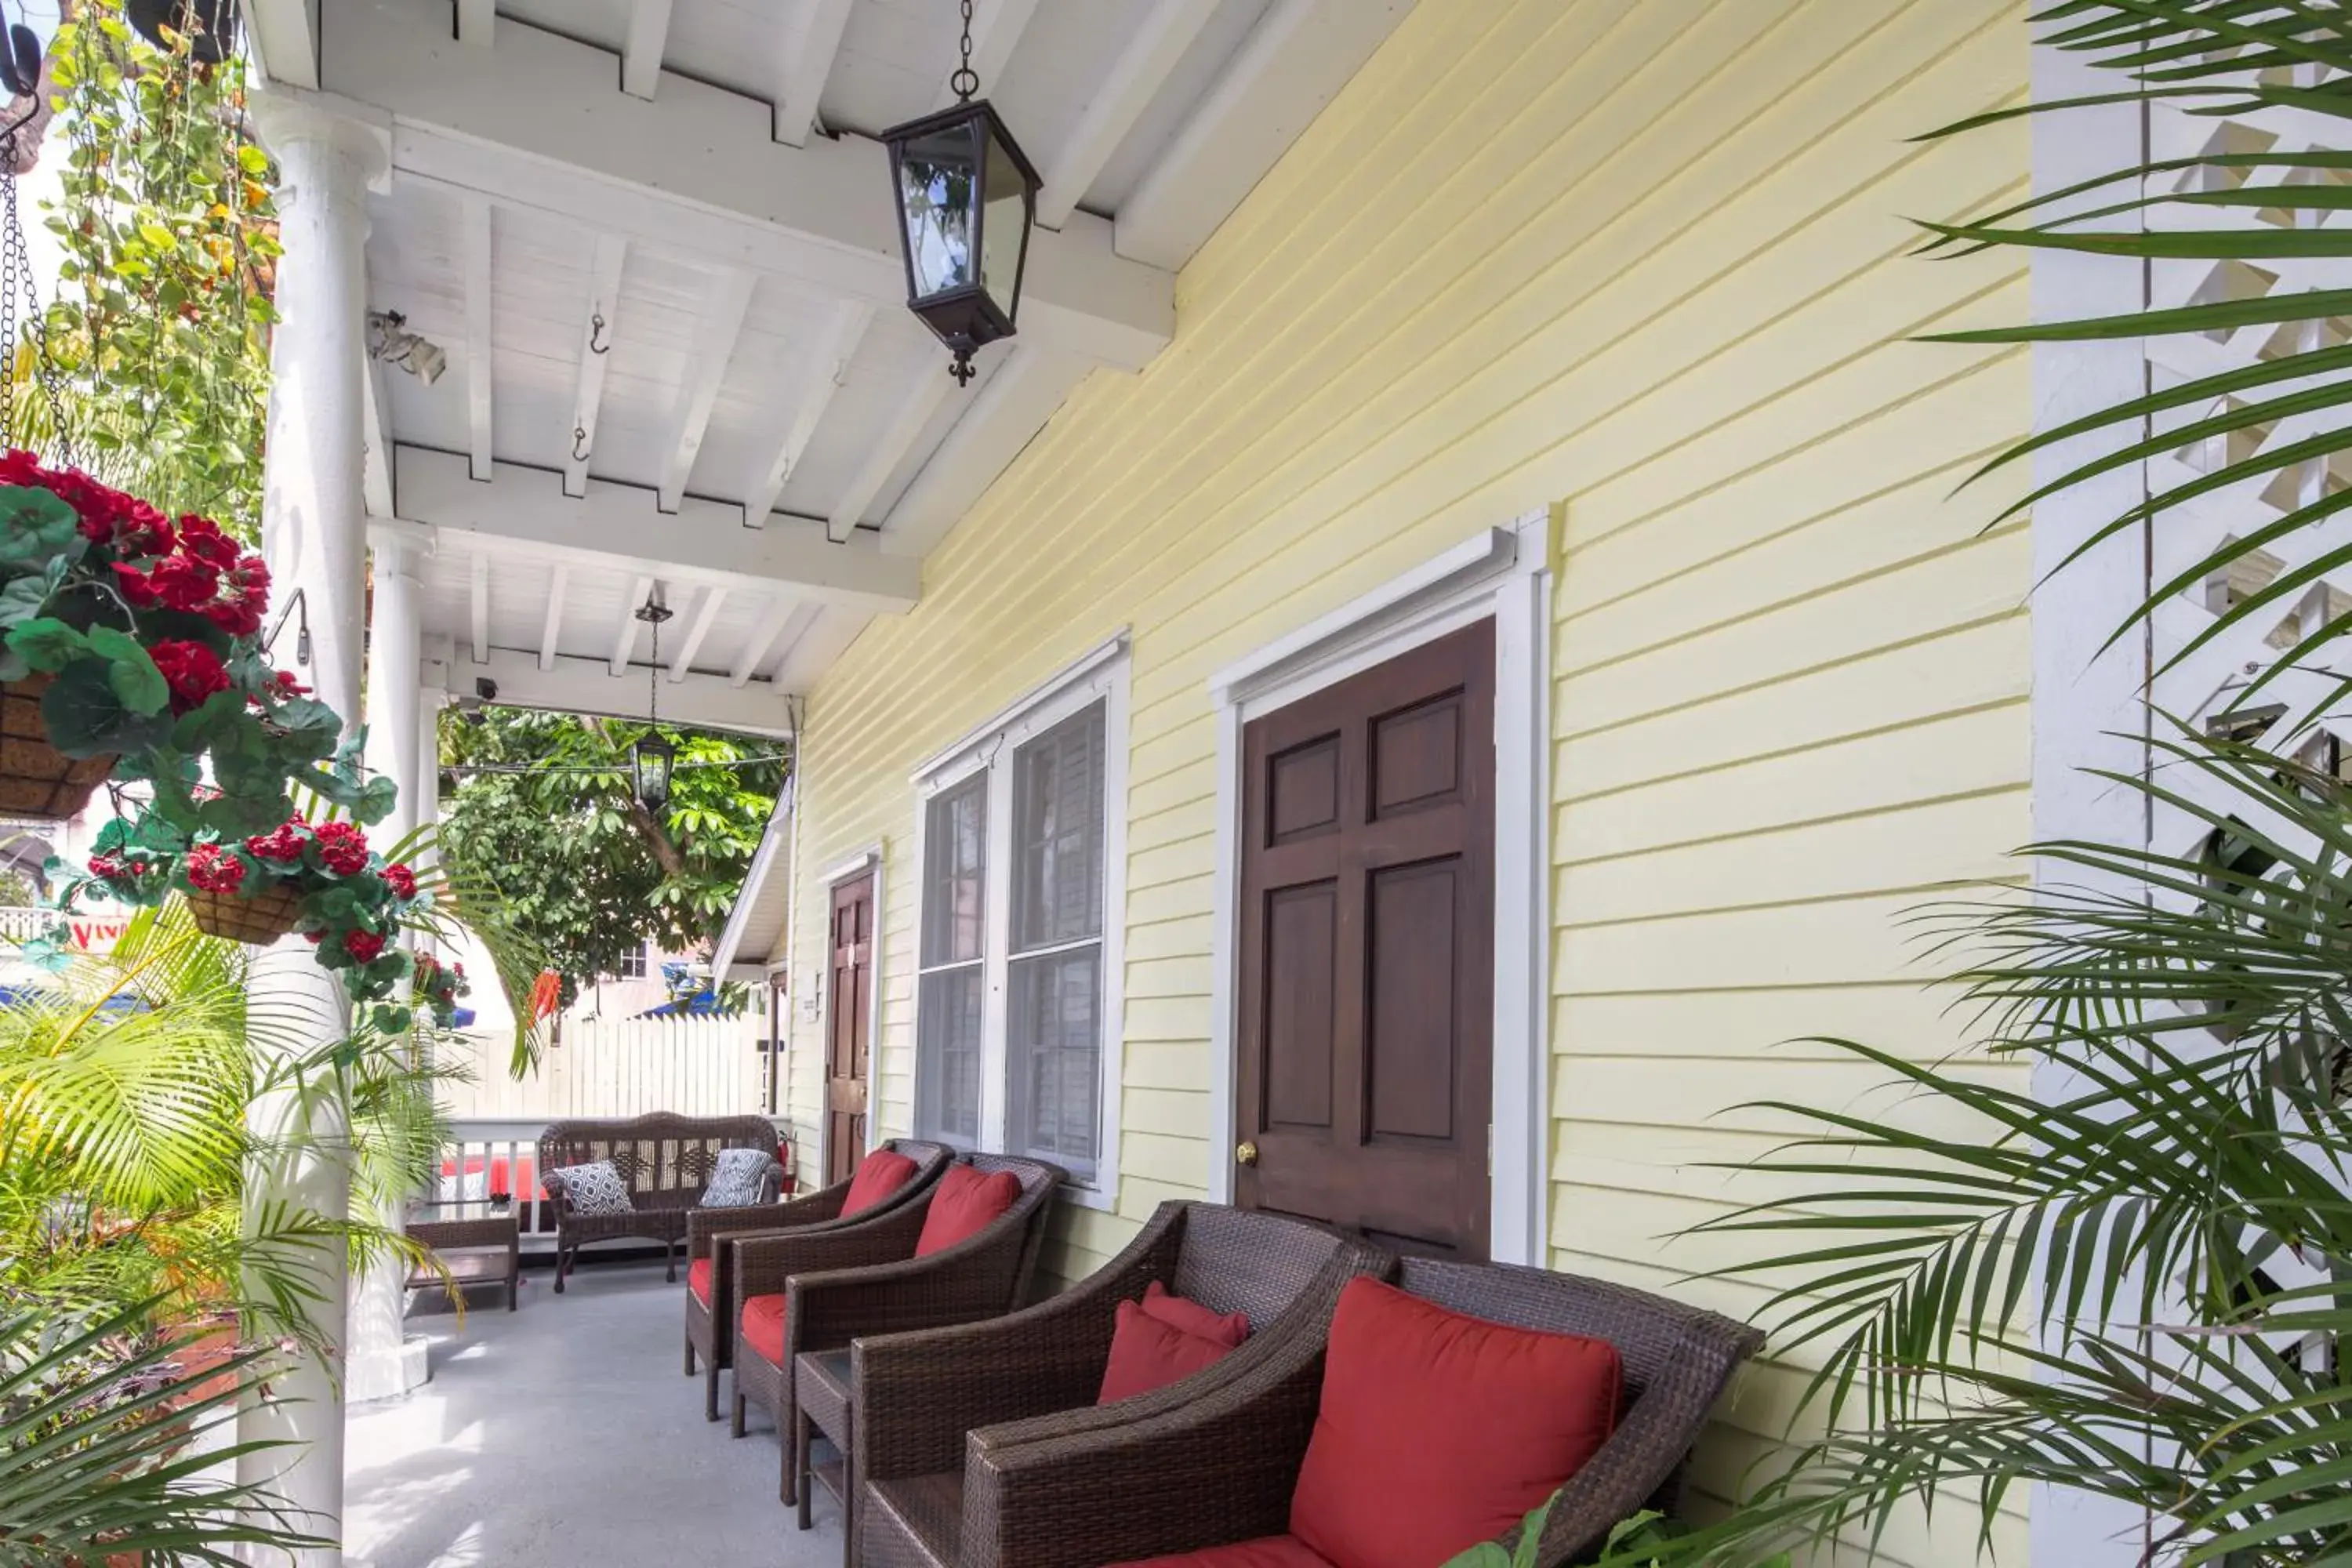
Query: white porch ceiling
xmin=252 ymin=0 xmax=1415 ymax=727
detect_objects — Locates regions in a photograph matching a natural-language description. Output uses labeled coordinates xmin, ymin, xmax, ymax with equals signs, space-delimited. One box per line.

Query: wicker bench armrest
xmin=960 ymin=1330 xmax=1329 ymax=1568
xmin=536 ymin=1171 xmax=579 ymax=1215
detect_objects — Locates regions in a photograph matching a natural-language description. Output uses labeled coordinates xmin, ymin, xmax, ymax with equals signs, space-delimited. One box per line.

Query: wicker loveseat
xmin=726 ymin=1154 xmax=1063 ymax=1515
xmin=861 ymin=1255 xmax=1762 ymax=1568
xmin=536 ymin=1112 xmax=787 ymax=1294
xmin=853 ymin=1203 xmax=1389 ymax=1568
xmin=684 ymin=1139 xmax=954 ymax=1422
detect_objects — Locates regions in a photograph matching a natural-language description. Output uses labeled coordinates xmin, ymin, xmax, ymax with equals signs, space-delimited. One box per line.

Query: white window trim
xmin=1204 ymin=517 xmax=1552 ymax=1266
xmin=911 ymin=632 xmax=1131 ymax=1211
xmin=819 ymin=846 xmax=887 ymax=1182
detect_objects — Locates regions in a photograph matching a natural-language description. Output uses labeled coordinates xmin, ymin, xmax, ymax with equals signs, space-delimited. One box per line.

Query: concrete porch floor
xmin=345 ymin=1259 xmax=843 ymax=1567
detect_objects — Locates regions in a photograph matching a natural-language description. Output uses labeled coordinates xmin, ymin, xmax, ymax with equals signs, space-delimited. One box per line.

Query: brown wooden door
xmin=1235 ymin=619 xmax=1495 ymax=1259
xmin=825 ymin=872 xmax=875 ymax=1185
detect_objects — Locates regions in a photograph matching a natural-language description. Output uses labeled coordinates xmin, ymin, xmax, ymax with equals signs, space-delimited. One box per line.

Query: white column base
xmin=344 ymin=1332 xmax=430 ymax=1405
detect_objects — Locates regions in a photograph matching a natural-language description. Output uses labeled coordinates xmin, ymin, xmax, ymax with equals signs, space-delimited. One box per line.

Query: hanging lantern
xmin=633 ymin=590 xmax=677 ymax=811
xmin=879 ymin=1 xmax=1040 ymax=387
xmin=632 ymin=729 xmax=677 ymax=812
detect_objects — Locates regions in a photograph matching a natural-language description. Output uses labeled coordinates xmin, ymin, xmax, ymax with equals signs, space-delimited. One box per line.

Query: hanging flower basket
xmin=0 ymin=673 xmax=118 ymax=820
xmin=186 ymin=883 xmax=302 ymax=946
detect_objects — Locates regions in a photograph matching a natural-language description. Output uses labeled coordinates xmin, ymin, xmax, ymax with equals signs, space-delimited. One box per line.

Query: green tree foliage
xmin=434 ymin=706 xmax=786 ymax=997
xmin=27 ymin=0 xmax=275 ymax=532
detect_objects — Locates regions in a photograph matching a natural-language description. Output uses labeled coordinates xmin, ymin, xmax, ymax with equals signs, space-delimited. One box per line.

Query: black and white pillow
xmin=699 ymin=1147 xmax=777 ymax=1209
xmin=554 ymin=1158 xmax=633 ymax=1215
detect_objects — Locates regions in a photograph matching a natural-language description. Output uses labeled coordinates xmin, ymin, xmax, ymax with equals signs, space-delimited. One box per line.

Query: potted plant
xmin=0 ymin=452 xmax=393 ymax=830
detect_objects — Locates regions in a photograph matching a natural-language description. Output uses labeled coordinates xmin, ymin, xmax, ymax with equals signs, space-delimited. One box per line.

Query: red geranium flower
xmin=269 ymin=669 xmax=309 ymax=699
xmin=244 ymin=821 xmax=311 ymax=863
xmin=312 ymin=820 xmax=370 ymax=877
xmin=343 ymin=929 xmax=387 ymax=964
xmin=176 ymin=514 xmax=241 ymax=569
xmin=184 ymin=843 xmax=246 ymax=894
xmin=149 ymin=555 xmax=220 ymax=612
xmin=383 ymin=862 xmax=417 ymax=899
xmin=304 ymin=930 xmax=325 ymax=945
xmin=87 ymin=852 xmax=122 ymax=880
xmin=148 ymin=641 xmax=231 ymax=715
xmin=111 ymin=563 xmax=162 ymax=608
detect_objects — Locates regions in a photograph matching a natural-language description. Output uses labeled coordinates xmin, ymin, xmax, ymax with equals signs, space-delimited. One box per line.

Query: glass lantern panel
xmin=979 ymin=122 xmax=1029 ymax=322
xmin=898 ymin=120 xmax=978 ymax=299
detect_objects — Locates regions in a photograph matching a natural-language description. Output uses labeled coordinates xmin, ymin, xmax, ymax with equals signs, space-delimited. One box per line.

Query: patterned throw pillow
xmin=552 ymin=1158 xmax=633 ymax=1216
xmin=699 ymin=1147 xmax=777 ymax=1209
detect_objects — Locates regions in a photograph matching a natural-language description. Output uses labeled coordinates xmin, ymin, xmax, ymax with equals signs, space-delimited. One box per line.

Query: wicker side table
xmin=408 ymin=1200 xmax=521 ymax=1312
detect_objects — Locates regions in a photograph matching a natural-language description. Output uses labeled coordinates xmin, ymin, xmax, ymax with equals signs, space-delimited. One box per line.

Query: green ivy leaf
xmin=39 ymin=656 xmax=170 ymax=758
xmin=87 ymin=627 xmax=168 ymax=716
xmin=4 ymin=617 xmax=89 ymax=673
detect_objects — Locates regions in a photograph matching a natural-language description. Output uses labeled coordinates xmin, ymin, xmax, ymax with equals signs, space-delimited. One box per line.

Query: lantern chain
xmin=951 ymin=0 xmax=978 ymax=103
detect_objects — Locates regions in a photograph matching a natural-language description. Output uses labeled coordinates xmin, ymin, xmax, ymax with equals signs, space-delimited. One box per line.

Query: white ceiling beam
xmin=1115 ymin=0 xmax=1415 ymax=269
xmin=931 ymin=0 xmax=1043 ymax=111
xmin=827 ymin=362 xmax=954 ymax=544
xmin=659 ymin=267 xmax=757 ymax=512
xmin=745 ymin=299 xmax=870 ymax=528
xmin=881 ymin=346 xmax=1090 ymax=557
xmin=437 ymin=648 xmax=795 ymax=737
xmin=669 ymin=586 xmax=728 ymax=681
xmin=457 ymin=0 xmax=495 ymax=45
xmin=539 ymin=564 xmax=570 ymax=671
xmin=775 ymin=0 xmax=854 ymax=150
xmin=621 ymin=0 xmax=673 ymax=100
xmin=360 ymin=347 xmax=394 ymax=520
xmin=1035 ymin=0 xmax=1220 ymax=231
xmin=611 ymin=575 xmax=655 ymax=675
xmin=771 ymin=605 xmax=863 ymax=692
xmin=331 ymin=0 xmax=1171 ymax=371
xmin=245 ymin=0 xmax=320 ymax=87
xmin=469 ymin=551 xmax=492 ymax=666
xmin=565 ymin=234 xmax=629 ymax=499
xmin=395 ymin=446 xmax=922 ymax=615
xmin=461 ymin=194 xmax=495 ymax=481
xmin=731 ymin=597 xmax=796 ymax=687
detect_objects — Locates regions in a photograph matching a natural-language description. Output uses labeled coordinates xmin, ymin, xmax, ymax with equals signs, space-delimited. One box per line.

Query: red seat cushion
xmin=913 ymin=1163 xmax=1022 ymax=1257
xmin=1109 ymin=1535 xmax=1334 ymax=1568
xmin=840 ymin=1148 xmax=920 ymax=1217
xmin=1289 ymin=1278 xmax=1622 ymax=1568
xmin=687 ymin=1256 xmax=713 ymax=1306
xmin=739 ymin=1292 xmax=787 ymax=1367
xmin=1098 ymin=1298 xmax=1239 ymax=1404
xmin=1142 ymin=1280 xmax=1250 ymax=1348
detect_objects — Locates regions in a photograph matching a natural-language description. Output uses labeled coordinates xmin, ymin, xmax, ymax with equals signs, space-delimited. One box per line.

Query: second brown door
xmin=824 ymin=871 xmax=875 ymax=1185
xmin=1234 ymin=619 xmax=1497 ymax=1259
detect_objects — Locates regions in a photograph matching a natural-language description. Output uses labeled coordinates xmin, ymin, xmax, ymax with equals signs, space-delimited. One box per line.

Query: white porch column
xmin=241 ymin=90 xmax=388 ymax=1567
xmin=345 ymin=528 xmax=431 ymax=1404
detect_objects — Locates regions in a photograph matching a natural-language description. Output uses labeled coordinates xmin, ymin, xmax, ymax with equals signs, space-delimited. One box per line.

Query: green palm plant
xmin=1609 ymin=5 xmax=2352 ymax=1566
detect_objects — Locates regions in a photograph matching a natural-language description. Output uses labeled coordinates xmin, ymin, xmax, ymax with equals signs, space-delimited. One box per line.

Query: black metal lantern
xmin=633 ymin=590 xmax=677 ymax=811
xmin=880 ymin=2 xmax=1041 ymax=386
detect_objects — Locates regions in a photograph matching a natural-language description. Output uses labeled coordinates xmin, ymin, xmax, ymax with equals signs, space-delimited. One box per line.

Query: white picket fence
xmin=437 ymin=1016 xmax=770 ymax=1122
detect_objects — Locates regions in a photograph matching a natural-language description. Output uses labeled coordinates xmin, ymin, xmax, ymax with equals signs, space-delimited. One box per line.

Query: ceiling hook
xmin=589 ymin=311 xmax=611 ymax=355
xmin=572 ymin=426 xmax=591 ymax=463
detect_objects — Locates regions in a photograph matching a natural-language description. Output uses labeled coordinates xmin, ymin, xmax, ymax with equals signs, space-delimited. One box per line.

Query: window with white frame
xmin=913 ymin=644 xmax=1125 ymax=1192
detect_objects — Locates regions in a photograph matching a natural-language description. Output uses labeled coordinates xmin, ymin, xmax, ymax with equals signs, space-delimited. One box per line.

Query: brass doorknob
xmin=1235 ymin=1141 xmax=1259 ymax=1167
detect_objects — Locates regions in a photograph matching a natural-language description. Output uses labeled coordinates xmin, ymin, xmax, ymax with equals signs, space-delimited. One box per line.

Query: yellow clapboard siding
xmin=776 ymin=1 xmax=2031 ymax=1553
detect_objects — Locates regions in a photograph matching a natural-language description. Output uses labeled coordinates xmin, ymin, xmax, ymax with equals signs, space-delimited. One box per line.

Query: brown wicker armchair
xmin=868 ymin=1255 xmax=1762 ymax=1568
xmin=537 ymin=1112 xmax=786 ymax=1294
xmin=684 ymin=1139 xmax=953 ymax=1423
xmin=728 ymin=1154 xmax=1062 ymax=1515
xmin=853 ymin=1203 xmax=1390 ymax=1568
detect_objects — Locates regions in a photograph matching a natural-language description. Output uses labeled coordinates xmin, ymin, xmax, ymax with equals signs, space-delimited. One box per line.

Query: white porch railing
xmin=0 ymin=906 xmax=64 ymax=943
xmin=436 ymin=1015 xmax=771 ymax=1120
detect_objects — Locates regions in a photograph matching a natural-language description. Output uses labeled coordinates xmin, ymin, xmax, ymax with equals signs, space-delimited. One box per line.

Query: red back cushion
xmin=1097 ymin=1298 xmax=1239 ymax=1404
xmin=1142 ymin=1280 xmax=1250 ymax=1348
xmin=913 ymin=1163 xmax=1022 ymax=1257
xmin=1289 ymin=1278 xmax=1622 ymax=1568
xmin=840 ymin=1148 xmax=919 ymax=1217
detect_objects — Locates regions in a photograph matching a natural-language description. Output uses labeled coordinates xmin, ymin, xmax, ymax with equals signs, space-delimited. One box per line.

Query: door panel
xmin=1235 ymin=619 xmax=1496 ymax=1259
xmin=826 ymin=872 xmax=875 ymax=1185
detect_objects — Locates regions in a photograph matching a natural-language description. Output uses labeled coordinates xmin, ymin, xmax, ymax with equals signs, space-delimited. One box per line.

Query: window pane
xmin=916 ymin=966 xmax=984 ymax=1145
xmin=1007 ymin=946 xmax=1099 ymax=1181
xmin=921 ymin=778 xmax=987 ymax=965
xmin=1011 ymin=702 xmax=1105 ymax=953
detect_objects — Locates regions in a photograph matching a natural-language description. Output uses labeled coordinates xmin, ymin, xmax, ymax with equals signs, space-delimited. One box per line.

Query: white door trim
xmin=1203 ymin=510 xmax=1554 ymax=1265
